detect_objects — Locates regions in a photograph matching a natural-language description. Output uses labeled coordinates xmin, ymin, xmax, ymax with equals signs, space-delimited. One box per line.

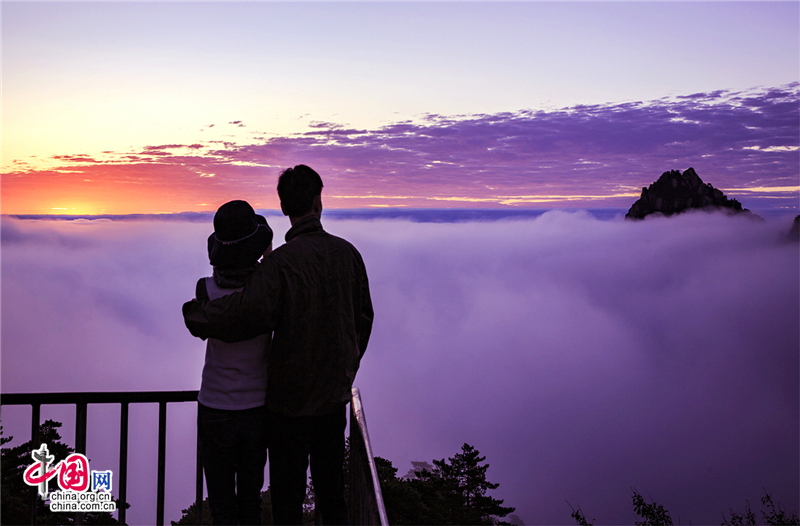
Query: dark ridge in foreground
xmin=625 ymin=167 xmax=760 ymax=220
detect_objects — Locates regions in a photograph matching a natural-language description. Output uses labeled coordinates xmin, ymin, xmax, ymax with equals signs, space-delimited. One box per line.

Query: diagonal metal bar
xmin=349 ymin=387 xmax=389 ymax=526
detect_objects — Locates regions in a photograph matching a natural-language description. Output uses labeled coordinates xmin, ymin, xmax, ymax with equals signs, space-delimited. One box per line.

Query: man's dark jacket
xmin=183 ymin=215 xmax=373 ymax=417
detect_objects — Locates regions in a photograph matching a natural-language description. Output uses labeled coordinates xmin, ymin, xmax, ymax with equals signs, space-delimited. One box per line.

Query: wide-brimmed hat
xmin=208 ymin=200 xmax=273 ymax=267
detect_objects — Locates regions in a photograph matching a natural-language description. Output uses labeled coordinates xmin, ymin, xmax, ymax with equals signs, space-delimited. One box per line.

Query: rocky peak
xmin=625 ymin=167 xmax=758 ymax=220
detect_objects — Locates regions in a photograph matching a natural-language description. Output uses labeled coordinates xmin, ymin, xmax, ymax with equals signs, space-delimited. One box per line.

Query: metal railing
xmin=349 ymin=387 xmax=389 ymax=526
xmin=1 ymin=390 xmax=202 ymax=526
xmin=1 ymin=389 xmax=388 ymax=525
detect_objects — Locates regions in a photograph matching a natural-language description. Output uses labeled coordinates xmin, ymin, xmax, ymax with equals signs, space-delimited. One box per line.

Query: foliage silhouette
xmin=1 ymin=421 xmax=122 ymax=525
xmin=172 ymin=485 xmax=316 ymax=525
xmin=631 ymin=487 xmax=673 ymax=526
xmin=175 ymin=441 xmax=513 ymax=525
xmin=567 ymin=501 xmax=595 ymax=526
xmin=722 ymin=489 xmax=800 ymax=526
xmin=570 ymin=487 xmax=799 ymax=526
xmin=416 ymin=443 xmax=515 ymax=524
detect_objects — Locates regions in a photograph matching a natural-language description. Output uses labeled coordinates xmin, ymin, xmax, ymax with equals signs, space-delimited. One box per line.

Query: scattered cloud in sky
xmin=1 ymin=211 xmax=797 ymax=524
xmin=2 ymin=85 xmax=798 ymax=214
xmin=4 ymin=1 xmax=797 ymax=169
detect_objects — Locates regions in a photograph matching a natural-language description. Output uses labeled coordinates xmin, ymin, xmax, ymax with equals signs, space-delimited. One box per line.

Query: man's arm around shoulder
xmin=183 ymin=262 xmax=276 ymax=343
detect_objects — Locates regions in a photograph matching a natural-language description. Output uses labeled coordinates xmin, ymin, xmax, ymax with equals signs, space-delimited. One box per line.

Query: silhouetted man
xmin=183 ymin=165 xmax=373 ymax=525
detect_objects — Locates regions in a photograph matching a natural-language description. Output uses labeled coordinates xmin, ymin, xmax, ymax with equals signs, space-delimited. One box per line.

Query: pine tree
xmin=1 ymin=420 xmax=121 ymax=525
xmin=373 ymin=455 xmax=435 ymax=525
xmin=415 ymin=443 xmax=515 ymax=525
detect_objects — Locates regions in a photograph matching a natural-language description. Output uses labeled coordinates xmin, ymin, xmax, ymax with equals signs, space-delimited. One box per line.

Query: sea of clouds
xmin=2 ymin=210 xmax=797 ymax=525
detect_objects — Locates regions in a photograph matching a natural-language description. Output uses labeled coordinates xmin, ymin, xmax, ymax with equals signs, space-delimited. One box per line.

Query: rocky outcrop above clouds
xmin=625 ymin=167 xmax=759 ymax=220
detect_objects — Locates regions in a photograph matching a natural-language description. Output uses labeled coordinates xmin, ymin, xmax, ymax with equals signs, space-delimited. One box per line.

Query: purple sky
xmin=1 ymin=211 xmax=797 ymax=524
xmin=6 ymin=2 xmax=799 ymax=183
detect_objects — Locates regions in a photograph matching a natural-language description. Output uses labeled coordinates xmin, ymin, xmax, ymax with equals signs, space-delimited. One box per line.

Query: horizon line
xmin=4 ymin=206 xmax=798 ymax=225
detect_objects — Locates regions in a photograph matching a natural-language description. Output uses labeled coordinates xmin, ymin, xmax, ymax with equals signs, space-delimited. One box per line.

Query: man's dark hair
xmin=277 ymin=165 xmax=324 ymax=217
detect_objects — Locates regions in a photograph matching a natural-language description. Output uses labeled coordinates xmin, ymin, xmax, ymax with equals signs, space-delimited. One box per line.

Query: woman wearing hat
xmin=196 ymin=200 xmax=273 ymax=525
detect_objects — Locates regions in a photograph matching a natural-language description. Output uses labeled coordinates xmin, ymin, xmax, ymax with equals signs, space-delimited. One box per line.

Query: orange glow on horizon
xmin=3 ymin=163 xmax=797 ymax=215
xmin=1 ymin=164 xmax=281 ymax=215
xmin=2 ymin=181 xmax=639 ymax=215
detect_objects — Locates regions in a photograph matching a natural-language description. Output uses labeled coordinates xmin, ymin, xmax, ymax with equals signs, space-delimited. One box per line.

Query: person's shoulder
xmin=273 ymin=227 xmax=363 ymax=261
xmin=324 ymin=230 xmax=363 ymax=253
xmin=327 ymin=231 xmax=356 ymax=247
xmin=195 ymin=277 xmax=211 ymax=301
xmin=326 ymin=233 xmax=368 ymax=269
xmin=262 ymin=242 xmax=300 ymax=269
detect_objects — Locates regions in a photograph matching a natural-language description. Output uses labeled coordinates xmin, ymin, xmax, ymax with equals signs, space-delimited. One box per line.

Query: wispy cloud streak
xmin=4 ymin=85 xmax=798 ymax=213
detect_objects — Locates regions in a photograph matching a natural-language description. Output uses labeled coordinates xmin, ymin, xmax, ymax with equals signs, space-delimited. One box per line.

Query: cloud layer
xmin=1 ymin=211 xmax=798 ymax=524
xmin=4 ymin=85 xmax=798 ymax=214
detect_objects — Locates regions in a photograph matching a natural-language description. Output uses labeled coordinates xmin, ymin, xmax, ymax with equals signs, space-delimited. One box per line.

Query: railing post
xmin=30 ymin=403 xmax=41 ymax=447
xmin=75 ymin=402 xmax=88 ymax=455
xmin=119 ymin=402 xmax=129 ymax=525
xmin=157 ymin=401 xmax=167 ymax=526
xmin=30 ymin=403 xmax=41 ymax=526
xmin=196 ymin=422 xmax=204 ymax=526
xmin=75 ymin=402 xmax=88 ymax=525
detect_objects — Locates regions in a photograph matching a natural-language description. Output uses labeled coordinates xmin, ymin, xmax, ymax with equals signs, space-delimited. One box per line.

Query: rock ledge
xmin=625 ymin=167 xmax=757 ymax=220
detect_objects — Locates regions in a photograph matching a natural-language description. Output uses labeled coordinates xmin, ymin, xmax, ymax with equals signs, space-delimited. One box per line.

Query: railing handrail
xmin=1 ymin=390 xmax=200 ymax=405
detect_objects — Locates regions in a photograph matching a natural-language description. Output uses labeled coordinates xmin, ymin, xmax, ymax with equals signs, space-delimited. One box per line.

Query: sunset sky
xmin=2 ymin=1 xmax=799 ymax=214
xmin=2 ymin=3 xmax=799 ymax=524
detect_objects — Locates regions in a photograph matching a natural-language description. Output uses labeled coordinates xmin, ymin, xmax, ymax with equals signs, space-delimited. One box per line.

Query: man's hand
xmin=183 ymin=299 xmax=210 ymax=340
xmin=182 ymin=292 xmax=269 ymax=343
